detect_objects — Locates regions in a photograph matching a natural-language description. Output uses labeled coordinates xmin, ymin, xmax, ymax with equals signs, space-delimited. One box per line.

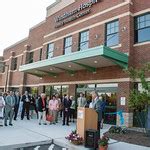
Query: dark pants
xmin=63 ymin=110 xmax=70 ymax=125
xmin=70 ymin=109 xmax=75 ymax=122
xmin=14 ymin=104 xmax=19 ymax=120
xmin=21 ymin=102 xmax=30 ymax=120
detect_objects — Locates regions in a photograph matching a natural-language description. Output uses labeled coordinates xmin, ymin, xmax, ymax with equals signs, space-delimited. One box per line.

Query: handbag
xmin=46 ymin=115 xmax=53 ymax=122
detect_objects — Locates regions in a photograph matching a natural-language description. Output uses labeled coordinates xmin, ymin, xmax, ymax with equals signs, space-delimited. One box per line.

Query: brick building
xmin=0 ymin=0 xmax=150 ymax=127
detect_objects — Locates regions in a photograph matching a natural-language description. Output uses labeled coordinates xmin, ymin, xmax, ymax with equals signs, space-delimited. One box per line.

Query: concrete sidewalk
xmin=0 ymin=119 xmax=149 ymax=150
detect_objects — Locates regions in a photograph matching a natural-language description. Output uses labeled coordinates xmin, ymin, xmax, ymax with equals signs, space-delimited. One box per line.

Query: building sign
xmin=55 ymin=0 xmax=101 ymax=28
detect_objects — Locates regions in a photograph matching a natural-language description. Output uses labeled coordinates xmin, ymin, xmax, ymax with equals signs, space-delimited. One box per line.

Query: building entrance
xmin=76 ymin=83 xmax=118 ymax=125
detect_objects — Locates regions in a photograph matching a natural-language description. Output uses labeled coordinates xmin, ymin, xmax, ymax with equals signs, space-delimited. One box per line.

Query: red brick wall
xmin=0 ymin=0 xmax=149 ymax=91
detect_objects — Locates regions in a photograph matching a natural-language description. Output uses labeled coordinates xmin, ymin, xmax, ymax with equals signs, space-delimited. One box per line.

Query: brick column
xmin=38 ymin=86 xmax=45 ymax=94
xmin=19 ymin=44 xmax=30 ymax=94
xmin=117 ymin=82 xmax=133 ymax=127
xmin=68 ymin=84 xmax=76 ymax=97
xmin=6 ymin=51 xmax=15 ymax=91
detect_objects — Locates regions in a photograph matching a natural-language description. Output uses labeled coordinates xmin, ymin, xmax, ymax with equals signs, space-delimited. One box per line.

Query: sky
xmin=0 ymin=0 xmax=56 ymax=56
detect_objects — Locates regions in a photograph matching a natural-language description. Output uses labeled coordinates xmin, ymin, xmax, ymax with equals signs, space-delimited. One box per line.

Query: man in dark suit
xmin=21 ymin=91 xmax=31 ymax=120
xmin=91 ymin=91 xmax=102 ymax=132
xmin=62 ymin=94 xmax=72 ymax=126
xmin=14 ymin=91 xmax=21 ymax=120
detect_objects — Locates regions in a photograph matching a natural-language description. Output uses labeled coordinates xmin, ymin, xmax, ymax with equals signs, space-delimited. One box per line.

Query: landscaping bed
xmin=105 ymin=130 xmax=150 ymax=147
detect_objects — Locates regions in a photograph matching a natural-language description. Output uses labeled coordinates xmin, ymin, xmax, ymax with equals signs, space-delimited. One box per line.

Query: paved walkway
xmin=0 ymin=119 xmax=149 ymax=150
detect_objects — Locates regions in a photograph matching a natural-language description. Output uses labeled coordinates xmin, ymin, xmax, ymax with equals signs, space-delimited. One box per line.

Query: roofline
xmin=29 ymin=20 xmax=46 ymax=31
xmin=4 ymin=37 xmax=28 ymax=51
xmin=46 ymin=0 xmax=61 ymax=11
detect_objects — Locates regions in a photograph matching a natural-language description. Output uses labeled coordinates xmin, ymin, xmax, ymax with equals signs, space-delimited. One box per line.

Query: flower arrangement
xmin=65 ymin=130 xmax=83 ymax=145
xmin=98 ymin=135 xmax=109 ymax=147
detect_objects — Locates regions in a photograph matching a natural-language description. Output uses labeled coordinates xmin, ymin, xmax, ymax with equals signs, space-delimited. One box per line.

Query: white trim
xmin=19 ymin=78 xmax=131 ymax=87
xmin=24 ymin=84 xmax=40 ymax=87
xmin=44 ymin=0 xmax=131 ymax=39
xmin=12 ymin=54 xmax=23 ymax=58
xmin=0 ymin=73 xmax=5 ymax=75
xmin=43 ymin=12 xmax=132 ymax=45
xmin=110 ymin=44 xmax=122 ymax=49
xmin=132 ymin=8 xmax=150 ymax=16
xmin=30 ymin=46 xmax=43 ymax=52
xmin=0 ymin=86 xmax=4 ymax=88
xmin=133 ymin=41 xmax=150 ymax=47
xmin=9 ymin=70 xmax=18 ymax=73
xmin=3 ymin=59 xmax=9 ymax=62
xmin=8 ymin=85 xmax=20 ymax=88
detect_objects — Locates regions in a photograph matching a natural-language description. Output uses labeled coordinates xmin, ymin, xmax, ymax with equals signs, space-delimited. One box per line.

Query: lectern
xmin=76 ymin=107 xmax=98 ymax=140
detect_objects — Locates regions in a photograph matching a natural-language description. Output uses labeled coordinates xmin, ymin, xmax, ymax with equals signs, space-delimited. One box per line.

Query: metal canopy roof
xmin=19 ymin=45 xmax=128 ymax=77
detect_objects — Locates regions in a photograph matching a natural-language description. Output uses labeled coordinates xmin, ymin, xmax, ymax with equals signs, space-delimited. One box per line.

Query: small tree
xmin=126 ymin=63 xmax=150 ymax=134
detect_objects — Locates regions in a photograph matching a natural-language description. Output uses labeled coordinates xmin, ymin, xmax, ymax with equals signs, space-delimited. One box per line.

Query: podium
xmin=76 ymin=107 xmax=98 ymax=140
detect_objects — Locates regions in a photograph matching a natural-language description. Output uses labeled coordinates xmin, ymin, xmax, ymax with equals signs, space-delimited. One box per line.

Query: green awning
xmin=19 ymin=45 xmax=128 ymax=77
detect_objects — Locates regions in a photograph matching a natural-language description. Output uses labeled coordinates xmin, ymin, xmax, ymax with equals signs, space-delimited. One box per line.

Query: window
xmin=0 ymin=62 xmax=5 ymax=73
xmin=28 ymin=52 xmax=34 ymax=63
xmin=11 ymin=58 xmax=17 ymax=70
xmin=47 ymin=43 xmax=54 ymax=59
xmin=135 ymin=13 xmax=150 ymax=43
xmin=106 ymin=20 xmax=119 ymax=47
xmin=39 ymin=48 xmax=42 ymax=61
xmin=79 ymin=30 xmax=89 ymax=50
xmin=64 ymin=36 xmax=72 ymax=54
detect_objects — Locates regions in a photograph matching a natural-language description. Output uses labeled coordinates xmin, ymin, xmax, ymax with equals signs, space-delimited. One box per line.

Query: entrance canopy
xmin=19 ymin=46 xmax=128 ymax=77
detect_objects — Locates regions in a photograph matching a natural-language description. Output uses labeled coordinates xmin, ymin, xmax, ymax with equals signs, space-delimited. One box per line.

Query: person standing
xmin=4 ymin=91 xmax=15 ymax=126
xmin=14 ymin=91 xmax=21 ymax=120
xmin=70 ymin=96 xmax=76 ymax=122
xmin=49 ymin=95 xmax=59 ymax=125
xmin=38 ymin=93 xmax=47 ymax=125
xmin=0 ymin=93 xmax=5 ymax=126
xmin=30 ymin=94 xmax=38 ymax=119
xmin=91 ymin=91 xmax=102 ymax=132
xmin=55 ymin=93 xmax=61 ymax=123
xmin=77 ymin=93 xmax=86 ymax=107
xmin=62 ymin=95 xmax=72 ymax=126
xmin=21 ymin=91 xmax=31 ymax=120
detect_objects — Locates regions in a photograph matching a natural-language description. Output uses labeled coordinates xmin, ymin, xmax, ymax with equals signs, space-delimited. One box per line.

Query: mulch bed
xmin=105 ymin=130 xmax=150 ymax=147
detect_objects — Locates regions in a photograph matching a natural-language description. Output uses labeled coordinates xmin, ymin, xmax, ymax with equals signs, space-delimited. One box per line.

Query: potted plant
xmin=98 ymin=135 xmax=109 ymax=150
xmin=65 ymin=130 xmax=83 ymax=145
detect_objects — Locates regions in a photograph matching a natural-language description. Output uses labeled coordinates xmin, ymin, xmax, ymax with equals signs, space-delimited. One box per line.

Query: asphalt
xmin=0 ymin=117 xmax=149 ymax=150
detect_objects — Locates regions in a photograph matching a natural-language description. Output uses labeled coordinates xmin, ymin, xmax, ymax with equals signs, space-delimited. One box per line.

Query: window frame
xmin=105 ymin=19 xmax=119 ymax=47
xmin=46 ymin=43 xmax=54 ymax=59
xmin=64 ymin=36 xmax=72 ymax=55
xmin=28 ymin=52 xmax=34 ymax=64
xmin=134 ymin=13 xmax=150 ymax=43
xmin=79 ymin=30 xmax=89 ymax=51
xmin=11 ymin=57 xmax=18 ymax=70
xmin=39 ymin=48 xmax=42 ymax=61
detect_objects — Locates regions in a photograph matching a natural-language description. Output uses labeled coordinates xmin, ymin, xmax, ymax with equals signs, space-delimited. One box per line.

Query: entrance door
xmin=76 ymin=83 xmax=118 ymax=125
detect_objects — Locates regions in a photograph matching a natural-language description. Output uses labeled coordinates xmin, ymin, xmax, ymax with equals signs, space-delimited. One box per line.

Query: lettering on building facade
xmin=54 ymin=0 xmax=101 ymax=28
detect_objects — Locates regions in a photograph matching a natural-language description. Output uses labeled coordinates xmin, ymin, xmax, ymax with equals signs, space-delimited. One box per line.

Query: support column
xmin=117 ymin=82 xmax=133 ymax=127
xmin=38 ymin=86 xmax=45 ymax=94
xmin=68 ymin=84 xmax=76 ymax=97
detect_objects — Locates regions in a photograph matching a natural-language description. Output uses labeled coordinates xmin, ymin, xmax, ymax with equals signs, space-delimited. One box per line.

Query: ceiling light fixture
xmin=68 ymin=65 xmax=72 ymax=68
xmin=94 ymin=60 xmax=98 ymax=64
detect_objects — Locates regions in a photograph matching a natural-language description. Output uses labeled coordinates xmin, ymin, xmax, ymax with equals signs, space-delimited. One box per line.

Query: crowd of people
xmin=0 ymin=90 xmax=106 ymax=130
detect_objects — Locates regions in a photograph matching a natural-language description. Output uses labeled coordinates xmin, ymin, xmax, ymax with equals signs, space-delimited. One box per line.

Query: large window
xmin=79 ymin=30 xmax=89 ymax=51
xmin=39 ymin=48 xmax=42 ymax=61
xmin=28 ymin=52 xmax=34 ymax=63
xmin=64 ymin=36 xmax=72 ymax=54
xmin=135 ymin=13 xmax=150 ymax=43
xmin=11 ymin=58 xmax=17 ymax=70
xmin=47 ymin=43 xmax=54 ymax=59
xmin=106 ymin=20 xmax=119 ymax=47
